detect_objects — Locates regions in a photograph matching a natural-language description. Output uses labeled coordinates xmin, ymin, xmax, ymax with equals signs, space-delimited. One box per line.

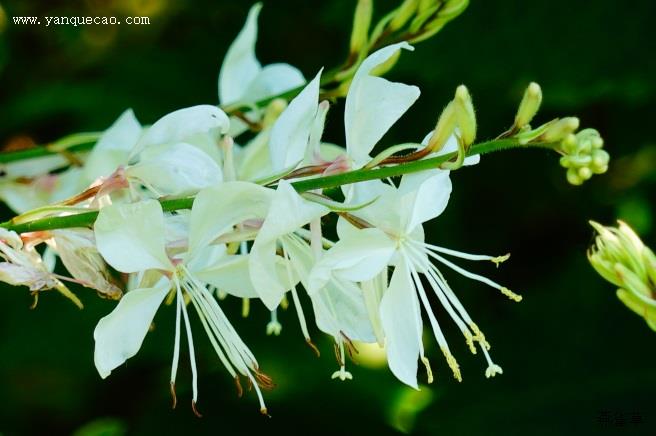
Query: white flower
xmin=218 ymin=3 xmax=305 ymax=107
xmin=344 ymin=42 xmax=420 ymax=167
xmin=0 ymin=228 xmax=83 ymax=308
xmin=309 ymin=172 xmax=519 ymax=388
xmin=93 ymin=182 xmax=280 ymax=414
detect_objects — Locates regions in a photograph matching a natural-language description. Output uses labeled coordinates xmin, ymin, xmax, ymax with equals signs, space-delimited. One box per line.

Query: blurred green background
xmin=1 ymin=1 xmax=655 ymax=435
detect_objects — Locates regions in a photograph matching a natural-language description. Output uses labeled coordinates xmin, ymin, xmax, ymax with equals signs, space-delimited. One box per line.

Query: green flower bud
xmin=350 ymin=0 xmax=373 ymax=55
xmin=454 ymin=85 xmax=476 ymax=146
xmin=514 ymin=82 xmax=542 ymax=128
xmin=389 ymin=0 xmax=419 ymax=32
xmin=427 ymin=101 xmax=456 ymax=152
xmin=543 ymin=117 xmax=580 ymax=142
xmin=566 ymin=168 xmax=582 ymax=185
xmin=578 ymin=166 xmax=592 ymax=181
xmin=589 ymin=221 xmax=656 ymax=331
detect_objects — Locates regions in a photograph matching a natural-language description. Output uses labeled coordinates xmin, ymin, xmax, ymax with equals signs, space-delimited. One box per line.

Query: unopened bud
xmin=514 ymin=82 xmax=542 ymax=128
xmin=454 ymin=85 xmax=476 ymax=146
xmin=589 ymin=220 xmax=656 ymax=331
xmin=389 ymin=0 xmax=419 ymax=32
xmin=427 ymin=101 xmax=456 ymax=152
xmin=543 ymin=117 xmax=580 ymax=142
xmin=262 ymin=98 xmax=288 ymax=128
xmin=350 ymin=0 xmax=373 ymax=55
xmin=370 ymin=48 xmax=402 ymax=77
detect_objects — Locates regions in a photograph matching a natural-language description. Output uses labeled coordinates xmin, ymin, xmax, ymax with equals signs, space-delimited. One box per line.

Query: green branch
xmin=0 ymin=138 xmax=555 ymax=234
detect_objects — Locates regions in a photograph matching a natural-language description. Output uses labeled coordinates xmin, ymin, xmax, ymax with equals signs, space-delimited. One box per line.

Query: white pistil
xmin=331 ymin=341 xmax=353 ymax=381
xmin=266 ymin=309 xmax=282 ymax=336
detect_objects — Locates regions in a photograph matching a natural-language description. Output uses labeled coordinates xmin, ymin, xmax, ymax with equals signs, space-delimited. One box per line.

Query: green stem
xmin=0 ymin=138 xmax=555 ymax=234
xmin=0 ymin=132 xmax=103 ymax=164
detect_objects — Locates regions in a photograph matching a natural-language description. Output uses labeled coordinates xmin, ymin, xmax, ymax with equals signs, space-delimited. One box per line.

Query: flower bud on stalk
xmin=350 ymin=0 xmax=373 ymax=56
xmin=454 ymin=85 xmax=476 ymax=146
xmin=589 ymin=221 xmax=656 ymax=331
xmin=514 ymin=82 xmax=542 ymax=128
xmin=426 ymin=101 xmax=456 ymax=153
xmin=389 ymin=0 xmax=419 ymax=32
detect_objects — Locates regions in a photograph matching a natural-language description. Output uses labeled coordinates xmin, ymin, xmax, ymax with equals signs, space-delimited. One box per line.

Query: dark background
xmin=1 ymin=1 xmax=655 ymax=435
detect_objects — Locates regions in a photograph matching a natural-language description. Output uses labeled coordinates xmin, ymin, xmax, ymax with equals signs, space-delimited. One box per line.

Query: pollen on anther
xmin=441 ymin=348 xmax=462 ymax=382
xmin=464 ymin=331 xmax=477 ymax=355
xmin=421 ymin=356 xmax=434 ymax=384
xmin=491 ymin=253 xmax=511 ymax=268
xmin=500 ymin=287 xmax=523 ymax=302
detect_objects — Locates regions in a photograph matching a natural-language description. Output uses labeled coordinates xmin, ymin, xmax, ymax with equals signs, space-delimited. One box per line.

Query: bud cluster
xmin=559 ymin=129 xmax=609 ymax=185
xmin=589 ymin=221 xmax=656 ymax=330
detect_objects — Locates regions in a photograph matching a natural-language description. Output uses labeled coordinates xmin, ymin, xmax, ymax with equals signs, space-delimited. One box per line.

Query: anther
xmin=441 ymin=348 xmax=462 ymax=382
xmin=306 ymin=338 xmax=321 ymax=357
xmin=234 ymin=376 xmax=243 ymax=398
xmin=491 ymin=253 xmax=510 ymax=268
xmin=464 ymin=330 xmax=477 ymax=355
xmin=170 ymin=382 xmax=178 ymax=409
xmin=469 ymin=323 xmax=491 ymax=351
xmin=500 ymin=287 xmax=523 ymax=302
xmin=191 ymin=400 xmax=202 ymax=418
xmin=421 ymin=356 xmax=434 ymax=384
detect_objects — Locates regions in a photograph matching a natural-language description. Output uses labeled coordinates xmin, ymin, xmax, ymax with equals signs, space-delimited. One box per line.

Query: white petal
xmin=380 ymin=260 xmax=422 ymax=389
xmin=191 ymin=254 xmax=257 ymax=298
xmin=283 ymin=236 xmax=375 ymax=342
xmin=94 ymin=200 xmax=173 ymax=273
xmin=269 ymin=70 xmax=322 ymax=171
xmin=126 ymin=142 xmax=223 ymax=196
xmin=84 ymin=109 xmax=142 ymax=182
xmin=399 ymin=169 xmax=452 ymax=233
xmin=218 ymin=3 xmax=263 ymax=105
xmin=249 ymin=180 xmax=327 ymax=310
xmin=187 ymin=182 xmax=274 ymax=257
xmin=235 ymin=129 xmax=273 ymax=181
xmin=133 ymin=105 xmax=229 ymax=158
xmin=242 ymin=63 xmax=306 ymax=104
xmin=345 ymin=43 xmax=420 ymax=166
xmin=308 ymin=227 xmax=395 ymax=294
xmin=93 ymin=280 xmax=170 ymax=378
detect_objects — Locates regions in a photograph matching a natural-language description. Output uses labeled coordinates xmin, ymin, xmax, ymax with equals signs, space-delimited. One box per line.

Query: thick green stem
xmin=0 ymin=138 xmax=555 ymax=234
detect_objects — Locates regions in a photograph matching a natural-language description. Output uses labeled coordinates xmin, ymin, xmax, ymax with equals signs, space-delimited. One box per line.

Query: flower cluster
xmin=0 ymin=2 xmax=609 ymax=416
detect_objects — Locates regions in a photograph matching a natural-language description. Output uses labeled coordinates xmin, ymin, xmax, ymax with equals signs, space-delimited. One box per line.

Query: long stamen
xmin=176 ymin=278 xmax=200 ymax=413
xmin=421 ymin=258 xmax=491 ymax=350
xmin=403 ymin=250 xmax=462 ymax=382
xmin=183 ymin=279 xmax=238 ymax=378
xmin=406 ymin=244 xmax=477 ymax=355
xmin=170 ymin=278 xmax=183 ymax=409
xmin=281 ymin=239 xmax=319 ymax=357
xmin=421 ymin=245 xmax=522 ymax=302
xmin=419 ymin=241 xmax=510 ymax=266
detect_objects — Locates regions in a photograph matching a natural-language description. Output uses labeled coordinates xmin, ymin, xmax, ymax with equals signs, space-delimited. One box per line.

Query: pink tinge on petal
xmin=92 ymin=166 xmax=129 ymax=206
xmin=35 ymin=174 xmax=59 ymax=193
xmin=242 ymin=219 xmax=264 ymax=230
xmin=322 ymin=154 xmax=350 ymax=176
